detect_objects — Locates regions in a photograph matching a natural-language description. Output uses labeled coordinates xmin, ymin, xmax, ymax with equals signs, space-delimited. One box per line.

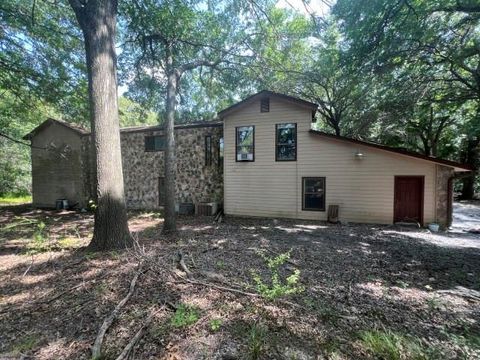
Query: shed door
xmin=394 ymin=176 xmax=424 ymax=225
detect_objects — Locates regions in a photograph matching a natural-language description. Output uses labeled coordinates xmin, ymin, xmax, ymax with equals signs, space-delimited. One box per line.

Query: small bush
xmin=209 ymin=318 xmax=222 ymax=332
xmin=251 ymin=250 xmax=303 ymax=300
xmin=26 ymin=221 xmax=50 ymax=254
xmin=170 ymin=304 xmax=200 ymax=328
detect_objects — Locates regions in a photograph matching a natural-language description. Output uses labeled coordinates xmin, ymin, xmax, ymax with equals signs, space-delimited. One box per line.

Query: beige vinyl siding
xmin=224 ymin=97 xmax=437 ymax=224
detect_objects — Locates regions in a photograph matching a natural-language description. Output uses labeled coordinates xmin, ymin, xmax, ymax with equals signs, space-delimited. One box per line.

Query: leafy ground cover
xmin=0 ymin=204 xmax=479 ymax=359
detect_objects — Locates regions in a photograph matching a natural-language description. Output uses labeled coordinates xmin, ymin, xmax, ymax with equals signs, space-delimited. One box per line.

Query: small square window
xmin=302 ymin=177 xmax=325 ymax=211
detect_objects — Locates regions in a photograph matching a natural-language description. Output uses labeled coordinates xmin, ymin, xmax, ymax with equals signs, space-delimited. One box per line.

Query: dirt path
xmin=452 ymin=200 xmax=480 ymax=233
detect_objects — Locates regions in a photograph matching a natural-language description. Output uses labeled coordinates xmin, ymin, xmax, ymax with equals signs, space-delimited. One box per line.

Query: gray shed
xmin=23 ymin=118 xmax=91 ymax=208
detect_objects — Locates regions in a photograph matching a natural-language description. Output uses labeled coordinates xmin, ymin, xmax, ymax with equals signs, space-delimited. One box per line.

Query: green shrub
xmin=27 ymin=221 xmax=49 ymax=254
xmin=252 ymin=250 xmax=303 ymax=300
xmin=170 ymin=304 xmax=200 ymax=328
xmin=209 ymin=318 xmax=222 ymax=332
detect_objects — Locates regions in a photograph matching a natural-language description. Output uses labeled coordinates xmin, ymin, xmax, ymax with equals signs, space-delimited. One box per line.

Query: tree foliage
xmin=1 ymin=0 xmax=479 ymax=199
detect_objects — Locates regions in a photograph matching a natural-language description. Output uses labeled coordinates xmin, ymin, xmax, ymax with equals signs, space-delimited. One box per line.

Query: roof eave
xmin=309 ymin=130 xmax=472 ymax=172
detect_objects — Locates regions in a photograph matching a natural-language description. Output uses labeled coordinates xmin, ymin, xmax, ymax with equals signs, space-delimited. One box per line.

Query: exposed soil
xmin=0 ymin=204 xmax=479 ymax=359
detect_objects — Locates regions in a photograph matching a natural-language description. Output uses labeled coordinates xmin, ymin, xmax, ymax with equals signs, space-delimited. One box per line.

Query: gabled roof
xmin=218 ymin=90 xmax=318 ymax=118
xmin=310 ymin=130 xmax=471 ymax=171
xmin=23 ymin=118 xmax=89 ymax=140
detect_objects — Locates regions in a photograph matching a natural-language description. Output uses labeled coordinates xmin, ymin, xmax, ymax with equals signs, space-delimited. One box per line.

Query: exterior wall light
xmin=355 ymin=150 xmax=364 ymax=159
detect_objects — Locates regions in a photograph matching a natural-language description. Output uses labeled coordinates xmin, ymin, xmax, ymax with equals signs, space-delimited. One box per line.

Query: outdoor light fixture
xmin=354 ymin=150 xmax=364 ymax=159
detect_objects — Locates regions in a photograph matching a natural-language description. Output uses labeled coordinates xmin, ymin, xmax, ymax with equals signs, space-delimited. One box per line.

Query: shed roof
xmin=23 ymin=118 xmax=89 ymax=140
xmin=309 ymin=130 xmax=471 ymax=172
xmin=218 ymin=90 xmax=318 ymax=118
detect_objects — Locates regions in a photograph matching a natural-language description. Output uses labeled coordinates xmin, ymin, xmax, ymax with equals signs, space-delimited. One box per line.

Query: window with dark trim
xmin=260 ymin=98 xmax=270 ymax=112
xmin=205 ymin=135 xmax=212 ymax=166
xmin=218 ymin=137 xmax=224 ymax=168
xmin=276 ymin=123 xmax=297 ymax=161
xmin=302 ymin=177 xmax=325 ymax=211
xmin=236 ymin=126 xmax=255 ymax=161
xmin=145 ymin=135 xmax=165 ymax=152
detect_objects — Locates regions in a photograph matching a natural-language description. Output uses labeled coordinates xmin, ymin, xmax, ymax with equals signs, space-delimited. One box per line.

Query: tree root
xmin=176 ymin=251 xmax=191 ymax=276
xmin=91 ymin=265 xmax=143 ymax=359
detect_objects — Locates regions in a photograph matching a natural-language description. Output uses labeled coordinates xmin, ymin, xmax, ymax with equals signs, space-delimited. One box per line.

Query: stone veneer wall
xmin=435 ymin=164 xmax=454 ymax=228
xmin=120 ymin=125 xmax=223 ymax=209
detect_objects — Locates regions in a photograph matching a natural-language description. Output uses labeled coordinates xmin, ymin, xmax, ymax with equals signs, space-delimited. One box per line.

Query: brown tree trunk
xmin=69 ymin=0 xmax=133 ymax=250
xmin=162 ymin=51 xmax=178 ymax=233
xmin=460 ymin=136 xmax=479 ymax=200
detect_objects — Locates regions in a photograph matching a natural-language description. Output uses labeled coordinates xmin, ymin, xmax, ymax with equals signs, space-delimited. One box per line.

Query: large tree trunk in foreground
xmin=162 ymin=52 xmax=178 ymax=234
xmin=69 ymin=0 xmax=133 ymax=250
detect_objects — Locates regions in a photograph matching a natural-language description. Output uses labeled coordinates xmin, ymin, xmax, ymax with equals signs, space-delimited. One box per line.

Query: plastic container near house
xmin=428 ymin=223 xmax=440 ymax=232
xmin=55 ymin=199 xmax=69 ymax=210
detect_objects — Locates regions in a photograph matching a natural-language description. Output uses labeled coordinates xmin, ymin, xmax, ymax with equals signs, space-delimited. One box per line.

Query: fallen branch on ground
xmin=437 ymin=287 xmax=480 ymax=302
xmin=91 ymin=265 xmax=143 ymax=359
xmin=115 ymin=306 xmax=162 ymax=360
xmin=22 ymin=256 xmax=35 ymax=277
xmin=174 ymin=272 xmax=259 ymax=297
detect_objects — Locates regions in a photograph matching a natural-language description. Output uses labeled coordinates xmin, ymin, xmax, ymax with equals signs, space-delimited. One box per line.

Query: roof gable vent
xmin=260 ymin=97 xmax=270 ymax=112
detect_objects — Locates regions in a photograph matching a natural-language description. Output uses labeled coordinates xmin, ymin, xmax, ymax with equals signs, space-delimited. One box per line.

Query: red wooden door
xmin=394 ymin=176 xmax=424 ymax=225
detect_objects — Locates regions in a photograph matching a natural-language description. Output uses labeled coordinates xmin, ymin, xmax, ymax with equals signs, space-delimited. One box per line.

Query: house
xmin=24 ymin=91 xmax=470 ymax=227
xmin=219 ymin=91 xmax=470 ymax=227
xmin=23 ymin=118 xmax=223 ymax=210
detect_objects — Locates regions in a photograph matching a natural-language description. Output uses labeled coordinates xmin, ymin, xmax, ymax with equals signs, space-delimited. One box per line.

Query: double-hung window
xmin=276 ymin=123 xmax=297 ymax=161
xmin=302 ymin=177 xmax=326 ymax=211
xmin=205 ymin=135 xmax=212 ymax=166
xmin=236 ymin=126 xmax=254 ymax=161
xmin=218 ymin=137 xmax=224 ymax=168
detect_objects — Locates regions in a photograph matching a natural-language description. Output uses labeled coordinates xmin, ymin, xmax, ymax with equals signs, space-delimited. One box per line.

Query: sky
xmin=275 ymin=0 xmax=332 ymax=17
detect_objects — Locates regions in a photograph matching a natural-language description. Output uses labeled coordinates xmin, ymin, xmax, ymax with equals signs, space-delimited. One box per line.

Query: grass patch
xmin=247 ymin=322 xmax=268 ymax=360
xmin=10 ymin=335 xmax=40 ymax=355
xmin=58 ymin=236 xmax=81 ymax=249
xmin=359 ymin=329 xmax=429 ymax=360
xmin=0 ymin=194 xmax=32 ymax=205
